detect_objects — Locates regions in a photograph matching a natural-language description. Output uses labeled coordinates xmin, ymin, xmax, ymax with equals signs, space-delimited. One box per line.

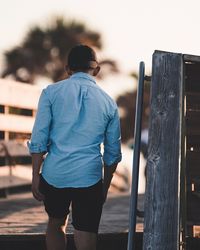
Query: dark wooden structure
xmin=1 ymin=233 xmax=200 ymax=250
xmin=0 ymin=233 xmax=142 ymax=250
xmin=143 ymin=51 xmax=200 ymax=250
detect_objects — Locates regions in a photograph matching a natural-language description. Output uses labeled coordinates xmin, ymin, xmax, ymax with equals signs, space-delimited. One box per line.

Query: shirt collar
xmin=70 ymin=72 xmax=96 ymax=84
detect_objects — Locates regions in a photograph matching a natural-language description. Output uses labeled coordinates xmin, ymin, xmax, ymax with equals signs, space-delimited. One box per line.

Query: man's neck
xmin=72 ymin=70 xmax=93 ymax=76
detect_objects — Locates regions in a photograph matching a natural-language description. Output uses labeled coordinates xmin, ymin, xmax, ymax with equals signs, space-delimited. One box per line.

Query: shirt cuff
xmin=103 ymin=153 xmax=122 ymax=167
xmin=27 ymin=141 xmax=47 ymax=154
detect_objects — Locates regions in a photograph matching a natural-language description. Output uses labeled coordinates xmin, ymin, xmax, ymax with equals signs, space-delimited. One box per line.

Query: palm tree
xmin=116 ymin=74 xmax=150 ymax=143
xmin=2 ymin=17 xmax=118 ymax=84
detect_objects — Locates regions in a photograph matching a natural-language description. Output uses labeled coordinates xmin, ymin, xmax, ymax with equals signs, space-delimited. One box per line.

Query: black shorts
xmin=39 ymin=175 xmax=103 ymax=233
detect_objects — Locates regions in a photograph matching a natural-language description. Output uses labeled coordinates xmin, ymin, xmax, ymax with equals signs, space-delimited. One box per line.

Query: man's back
xmin=29 ymin=72 xmax=121 ymax=188
xmin=28 ymin=45 xmax=122 ymax=250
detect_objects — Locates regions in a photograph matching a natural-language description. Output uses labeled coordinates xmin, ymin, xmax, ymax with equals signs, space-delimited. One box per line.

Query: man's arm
xmin=103 ymin=108 xmax=122 ymax=203
xmin=27 ymin=88 xmax=52 ymax=201
xmin=27 ymin=88 xmax=52 ymax=154
xmin=31 ymin=153 xmax=45 ymax=201
xmin=103 ymin=162 xmax=118 ymax=203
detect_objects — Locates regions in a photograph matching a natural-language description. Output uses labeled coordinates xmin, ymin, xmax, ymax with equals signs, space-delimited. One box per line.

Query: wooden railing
xmin=0 ymin=79 xmax=42 ymax=138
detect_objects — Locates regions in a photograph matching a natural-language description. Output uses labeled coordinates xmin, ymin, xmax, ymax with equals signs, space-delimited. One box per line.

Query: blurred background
xmin=1 ymin=0 xmax=200 ymax=220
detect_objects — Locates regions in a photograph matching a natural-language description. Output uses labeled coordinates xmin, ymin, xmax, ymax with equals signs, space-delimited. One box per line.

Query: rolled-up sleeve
xmin=27 ymin=88 xmax=52 ymax=154
xmin=103 ymin=108 xmax=122 ymax=166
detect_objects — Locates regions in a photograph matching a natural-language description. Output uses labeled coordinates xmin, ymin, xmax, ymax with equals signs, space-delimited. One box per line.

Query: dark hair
xmin=67 ymin=45 xmax=98 ymax=71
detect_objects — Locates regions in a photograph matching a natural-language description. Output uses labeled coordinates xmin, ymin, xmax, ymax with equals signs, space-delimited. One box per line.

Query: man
xmin=28 ymin=44 xmax=122 ymax=250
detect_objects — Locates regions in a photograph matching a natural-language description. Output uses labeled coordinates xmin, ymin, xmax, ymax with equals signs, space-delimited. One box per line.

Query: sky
xmin=1 ymin=0 xmax=200 ymax=184
xmin=1 ymin=0 xmax=200 ymax=90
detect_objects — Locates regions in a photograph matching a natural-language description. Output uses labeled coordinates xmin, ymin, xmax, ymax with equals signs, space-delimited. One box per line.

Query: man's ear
xmin=93 ymin=66 xmax=101 ymax=76
xmin=65 ymin=65 xmax=72 ymax=76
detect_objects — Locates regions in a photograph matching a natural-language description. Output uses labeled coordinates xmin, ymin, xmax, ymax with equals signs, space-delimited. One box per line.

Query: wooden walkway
xmin=0 ymin=163 xmax=144 ymax=235
xmin=1 ymin=186 xmax=200 ymax=250
xmin=0 ymin=191 xmax=144 ymax=234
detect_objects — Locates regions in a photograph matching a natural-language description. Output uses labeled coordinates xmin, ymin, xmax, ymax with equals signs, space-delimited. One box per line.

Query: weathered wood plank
xmin=186 ymin=92 xmax=200 ymax=104
xmin=186 ymin=111 xmax=200 ymax=117
xmin=185 ymin=58 xmax=200 ymax=237
xmin=143 ymin=51 xmax=183 ymax=250
xmin=0 ymin=79 xmax=41 ymax=110
xmin=186 ymin=151 xmax=200 ymax=160
xmin=186 ymin=152 xmax=200 ymax=178
xmin=0 ymin=233 xmax=199 ymax=250
xmin=187 ymin=134 xmax=200 ymax=142
xmin=184 ymin=54 xmax=200 ymax=63
xmin=187 ymin=192 xmax=200 ymax=223
xmin=186 ymin=127 xmax=200 ymax=136
xmin=0 ymin=232 xmax=142 ymax=250
xmin=0 ymin=113 xmax=34 ymax=133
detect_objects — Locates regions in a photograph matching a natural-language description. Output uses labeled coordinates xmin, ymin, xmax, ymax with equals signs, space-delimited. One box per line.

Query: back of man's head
xmin=67 ymin=45 xmax=98 ymax=72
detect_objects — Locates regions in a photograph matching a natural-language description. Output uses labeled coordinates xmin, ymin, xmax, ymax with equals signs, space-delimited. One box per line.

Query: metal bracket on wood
xmin=144 ymin=75 xmax=151 ymax=82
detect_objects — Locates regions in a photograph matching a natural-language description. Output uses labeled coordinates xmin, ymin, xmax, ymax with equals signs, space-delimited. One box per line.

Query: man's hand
xmin=102 ymin=185 xmax=109 ymax=204
xmin=103 ymin=163 xmax=118 ymax=204
xmin=31 ymin=153 xmax=45 ymax=201
xmin=32 ymin=174 xmax=44 ymax=201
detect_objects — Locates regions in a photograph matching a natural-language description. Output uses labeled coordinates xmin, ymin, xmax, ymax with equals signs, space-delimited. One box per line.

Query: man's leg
xmin=46 ymin=216 xmax=68 ymax=250
xmin=72 ymin=180 xmax=103 ymax=250
xmin=74 ymin=229 xmax=97 ymax=250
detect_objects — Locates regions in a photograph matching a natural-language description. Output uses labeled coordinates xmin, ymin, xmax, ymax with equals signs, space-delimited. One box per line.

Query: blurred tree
xmin=116 ymin=75 xmax=150 ymax=143
xmin=2 ymin=17 xmax=118 ymax=84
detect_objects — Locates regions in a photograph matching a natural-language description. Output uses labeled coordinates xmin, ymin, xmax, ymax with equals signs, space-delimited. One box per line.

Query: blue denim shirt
xmin=28 ymin=72 xmax=122 ymax=188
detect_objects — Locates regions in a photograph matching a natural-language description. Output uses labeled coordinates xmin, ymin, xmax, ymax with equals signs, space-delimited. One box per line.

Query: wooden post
xmin=143 ymin=51 xmax=184 ymax=250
